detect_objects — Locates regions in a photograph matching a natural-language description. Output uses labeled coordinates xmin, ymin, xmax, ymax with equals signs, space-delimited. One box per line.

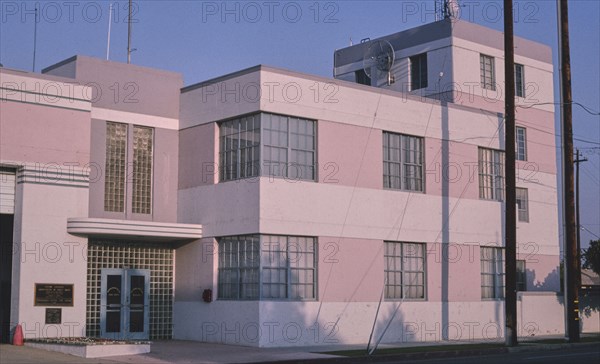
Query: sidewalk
xmin=1 ymin=335 xmax=599 ymax=364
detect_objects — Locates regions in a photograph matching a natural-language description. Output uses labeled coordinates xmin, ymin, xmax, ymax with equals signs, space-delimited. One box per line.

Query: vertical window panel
xmin=515 ymin=64 xmax=525 ymax=98
xmin=478 ymin=147 xmax=505 ymax=201
xmin=104 ymin=122 xmax=127 ymax=212
xmin=410 ymin=53 xmax=428 ymax=91
xmin=516 ymin=127 xmax=527 ymax=161
xmin=516 ymin=187 xmax=529 ymax=222
xmin=383 ymin=132 xmax=424 ymax=192
xmin=480 ymin=54 xmax=496 ymax=90
xmin=132 ymin=126 xmax=153 ymax=214
xmin=481 ymin=247 xmax=505 ymax=299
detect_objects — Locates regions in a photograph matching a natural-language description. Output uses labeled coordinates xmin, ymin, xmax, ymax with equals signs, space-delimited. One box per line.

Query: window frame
xmin=480 ymin=54 xmax=496 ymax=91
xmin=515 ymin=63 xmax=525 ymax=98
xmin=516 ymin=126 xmax=527 ymax=161
xmin=219 ymin=113 xmax=316 ymax=182
xmin=383 ymin=131 xmax=425 ymax=192
xmin=384 ymin=241 xmax=427 ymax=300
xmin=480 ymin=246 xmax=505 ymax=300
xmin=478 ymin=147 xmax=505 ymax=201
xmin=516 ymin=187 xmax=530 ymax=222
xmin=217 ymin=235 xmax=317 ymax=301
xmin=410 ymin=53 xmax=428 ymax=91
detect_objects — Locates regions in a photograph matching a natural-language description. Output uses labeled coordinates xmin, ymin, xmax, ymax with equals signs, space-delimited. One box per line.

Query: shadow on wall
xmin=525 ymin=267 xmax=561 ymax=292
xmin=368 ymin=302 xmax=407 ymax=348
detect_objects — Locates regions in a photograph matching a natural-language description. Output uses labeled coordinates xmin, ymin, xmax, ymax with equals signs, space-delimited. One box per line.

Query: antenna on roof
xmin=127 ymin=0 xmax=132 ymax=64
xmin=32 ymin=6 xmax=38 ymax=72
xmin=106 ymin=3 xmax=113 ymax=60
xmin=435 ymin=0 xmax=460 ymax=21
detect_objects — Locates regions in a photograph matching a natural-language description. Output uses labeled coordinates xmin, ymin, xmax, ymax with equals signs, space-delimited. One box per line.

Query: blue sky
xmin=1 ymin=0 xmax=598 ymax=250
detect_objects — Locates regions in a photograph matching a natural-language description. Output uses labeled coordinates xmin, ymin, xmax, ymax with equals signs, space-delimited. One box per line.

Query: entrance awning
xmin=67 ymin=217 xmax=202 ymax=243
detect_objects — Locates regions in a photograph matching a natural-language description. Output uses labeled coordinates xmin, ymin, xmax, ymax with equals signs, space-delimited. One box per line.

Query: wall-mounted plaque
xmin=45 ymin=308 xmax=62 ymax=324
xmin=34 ymin=284 xmax=74 ymax=307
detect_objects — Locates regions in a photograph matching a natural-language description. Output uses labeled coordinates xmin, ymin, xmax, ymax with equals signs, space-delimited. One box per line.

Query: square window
xmin=384 ymin=241 xmax=426 ymax=299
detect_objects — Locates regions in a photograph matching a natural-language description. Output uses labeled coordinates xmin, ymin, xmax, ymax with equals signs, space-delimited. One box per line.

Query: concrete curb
xmin=276 ymin=341 xmax=600 ymax=363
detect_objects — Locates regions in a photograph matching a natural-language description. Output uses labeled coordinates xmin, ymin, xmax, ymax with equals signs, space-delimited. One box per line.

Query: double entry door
xmin=100 ymin=269 xmax=150 ymax=340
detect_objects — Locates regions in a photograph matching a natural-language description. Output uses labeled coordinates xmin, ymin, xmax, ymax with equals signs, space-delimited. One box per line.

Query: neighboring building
xmin=581 ymin=269 xmax=600 ymax=292
xmin=0 ymin=18 xmax=597 ymax=347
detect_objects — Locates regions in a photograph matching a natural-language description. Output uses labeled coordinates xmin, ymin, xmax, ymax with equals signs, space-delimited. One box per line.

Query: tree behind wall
xmin=582 ymin=240 xmax=600 ymax=276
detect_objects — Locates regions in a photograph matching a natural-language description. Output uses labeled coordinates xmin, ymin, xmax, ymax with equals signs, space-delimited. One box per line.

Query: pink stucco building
xmin=1 ymin=19 xmax=597 ymax=347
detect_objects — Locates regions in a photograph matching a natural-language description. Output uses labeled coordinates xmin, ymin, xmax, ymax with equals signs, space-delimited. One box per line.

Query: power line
xmin=581 ymin=225 xmax=600 ymax=240
xmin=517 ymin=101 xmax=600 ymax=116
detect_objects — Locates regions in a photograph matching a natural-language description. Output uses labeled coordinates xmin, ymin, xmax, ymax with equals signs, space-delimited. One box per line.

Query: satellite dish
xmin=363 ymin=40 xmax=396 ymax=85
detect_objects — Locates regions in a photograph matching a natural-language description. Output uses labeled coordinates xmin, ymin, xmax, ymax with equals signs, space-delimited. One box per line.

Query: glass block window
xmin=217 ymin=235 xmax=316 ymax=300
xmin=515 ymin=64 xmax=525 ymax=97
xmin=516 ymin=187 xmax=529 ymax=222
xmin=86 ymin=241 xmax=174 ymax=339
xmin=383 ymin=132 xmax=424 ymax=192
xmin=478 ymin=147 xmax=505 ymax=201
xmin=480 ymin=54 xmax=496 ymax=90
xmin=384 ymin=242 xmax=426 ymax=300
xmin=132 ymin=126 xmax=153 ymax=214
xmin=219 ymin=113 xmax=316 ymax=182
xmin=516 ymin=126 xmax=527 ymax=161
xmin=481 ymin=247 xmax=504 ymax=299
xmin=410 ymin=53 xmax=428 ymax=91
xmin=104 ymin=122 xmax=127 ymax=212
xmin=517 ymin=259 xmax=527 ymax=291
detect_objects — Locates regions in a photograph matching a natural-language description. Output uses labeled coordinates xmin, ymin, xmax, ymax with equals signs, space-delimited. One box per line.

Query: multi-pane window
xmin=478 ymin=148 xmax=505 ymax=201
xmin=481 ymin=247 xmax=505 ymax=299
xmin=104 ymin=122 xmax=127 ymax=212
xmin=516 ymin=259 xmax=527 ymax=291
xmin=516 ymin=187 xmax=529 ymax=222
xmin=410 ymin=53 xmax=428 ymax=90
xmin=516 ymin=126 xmax=527 ymax=161
xmin=515 ymin=64 xmax=525 ymax=97
xmin=384 ymin=242 xmax=426 ymax=299
xmin=383 ymin=132 xmax=424 ymax=192
xmin=218 ymin=235 xmax=260 ymax=300
xmin=480 ymin=54 xmax=496 ymax=90
xmin=218 ymin=235 xmax=316 ymax=300
xmin=132 ymin=126 xmax=153 ymax=214
xmin=219 ymin=113 xmax=316 ymax=182
xmin=220 ymin=114 xmax=261 ymax=181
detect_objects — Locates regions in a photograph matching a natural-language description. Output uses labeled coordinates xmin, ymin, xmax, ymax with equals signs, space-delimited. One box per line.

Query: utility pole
xmin=503 ymin=0 xmax=518 ymax=347
xmin=574 ymin=149 xmax=587 ymax=289
xmin=558 ymin=0 xmax=580 ymax=343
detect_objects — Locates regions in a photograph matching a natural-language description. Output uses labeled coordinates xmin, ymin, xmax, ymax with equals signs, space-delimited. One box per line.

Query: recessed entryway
xmin=101 ymin=268 xmax=150 ymax=340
